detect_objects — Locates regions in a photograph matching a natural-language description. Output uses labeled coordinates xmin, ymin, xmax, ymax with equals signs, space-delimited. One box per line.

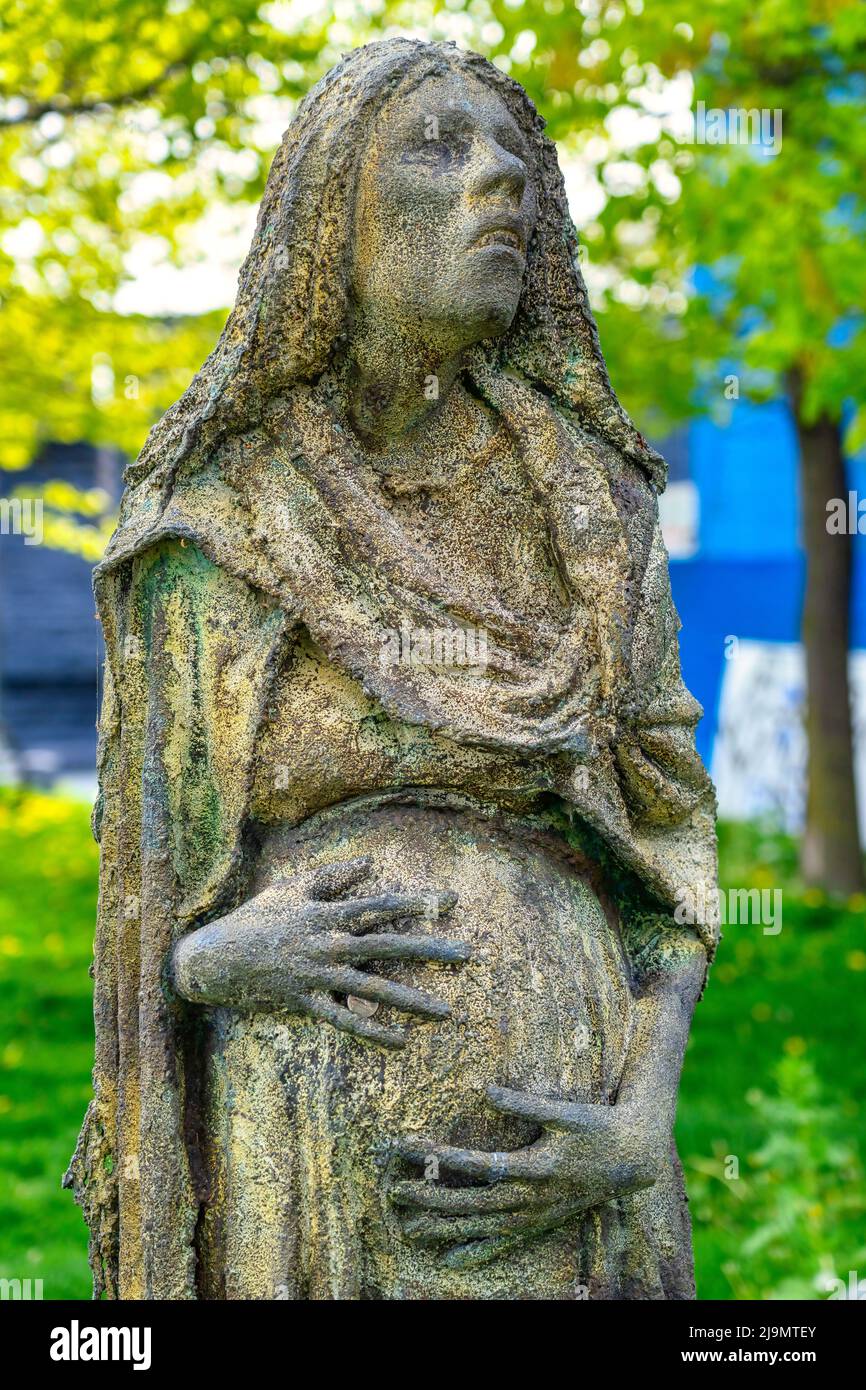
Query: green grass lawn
xmin=0 ymin=789 xmax=864 ymax=1299
xmin=0 ymin=788 xmax=99 ymax=1299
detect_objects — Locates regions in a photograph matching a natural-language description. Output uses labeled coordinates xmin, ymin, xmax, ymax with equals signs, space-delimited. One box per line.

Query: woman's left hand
xmin=388 ymin=1084 xmax=664 ymax=1269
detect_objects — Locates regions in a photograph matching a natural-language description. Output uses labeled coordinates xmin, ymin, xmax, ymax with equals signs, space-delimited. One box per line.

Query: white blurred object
xmin=711 ymin=640 xmax=866 ymax=846
xmin=659 ymin=480 xmax=699 ymax=558
xmin=20 ymin=746 xmax=61 ymax=788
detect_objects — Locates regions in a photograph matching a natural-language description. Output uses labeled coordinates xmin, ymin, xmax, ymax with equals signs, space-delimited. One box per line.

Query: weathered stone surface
xmin=67 ymin=38 xmax=717 ymax=1300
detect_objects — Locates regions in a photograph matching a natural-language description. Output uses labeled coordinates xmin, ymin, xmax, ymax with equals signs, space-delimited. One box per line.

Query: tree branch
xmin=0 ymin=52 xmax=198 ymax=127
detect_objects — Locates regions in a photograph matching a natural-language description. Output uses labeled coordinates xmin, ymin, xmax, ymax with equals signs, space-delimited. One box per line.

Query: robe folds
xmin=66 ymin=369 xmax=717 ymax=1298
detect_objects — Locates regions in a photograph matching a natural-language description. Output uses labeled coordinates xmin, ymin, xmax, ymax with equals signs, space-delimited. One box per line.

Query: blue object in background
xmin=690 ymin=400 xmax=801 ymax=559
xmin=670 ymin=557 xmax=805 ymax=765
xmin=665 ymin=397 xmax=866 ymax=769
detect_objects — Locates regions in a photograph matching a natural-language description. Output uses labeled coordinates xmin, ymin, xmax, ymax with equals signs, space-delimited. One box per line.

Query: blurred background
xmin=1 ymin=0 xmax=864 ymax=1300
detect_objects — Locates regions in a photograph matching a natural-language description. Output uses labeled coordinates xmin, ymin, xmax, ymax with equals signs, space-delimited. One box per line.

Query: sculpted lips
xmin=471 ymin=219 xmax=527 ymax=255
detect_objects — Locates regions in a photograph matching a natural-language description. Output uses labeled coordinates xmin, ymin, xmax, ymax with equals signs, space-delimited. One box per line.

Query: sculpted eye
xmin=402 ymin=134 xmax=467 ymax=171
xmin=422 ymin=137 xmax=461 ymax=165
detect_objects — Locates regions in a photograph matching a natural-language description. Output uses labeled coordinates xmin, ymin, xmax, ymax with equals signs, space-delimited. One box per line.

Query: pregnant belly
xmin=197 ymin=796 xmax=637 ymax=1300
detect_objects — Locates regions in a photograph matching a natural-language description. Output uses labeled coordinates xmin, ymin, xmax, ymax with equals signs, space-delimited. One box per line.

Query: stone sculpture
xmin=67 ymin=38 xmax=717 ymax=1300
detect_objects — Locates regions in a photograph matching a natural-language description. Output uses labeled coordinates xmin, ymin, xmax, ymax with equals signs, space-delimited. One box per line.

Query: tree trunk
xmin=794 ymin=386 xmax=864 ymax=894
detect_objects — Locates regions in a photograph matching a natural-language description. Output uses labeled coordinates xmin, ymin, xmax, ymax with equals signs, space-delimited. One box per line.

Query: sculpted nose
xmin=472 ymin=138 xmax=528 ymax=205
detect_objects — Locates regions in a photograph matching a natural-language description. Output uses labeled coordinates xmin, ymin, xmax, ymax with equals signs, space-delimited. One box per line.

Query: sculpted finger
xmin=400 ymin=1207 xmax=558 ymax=1247
xmin=389 ymin=1180 xmax=546 ymax=1215
xmin=486 ymin=1085 xmax=611 ymax=1135
xmin=602 ymin=1158 xmax=658 ymax=1198
xmin=390 ymin=1139 xmax=557 ymax=1182
xmin=321 ymin=933 xmax=471 ymax=964
xmin=307 ymin=856 xmax=373 ymax=901
xmin=313 ymin=891 xmax=457 ymax=935
xmin=301 ymin=991 xmax=406 ymax=1048
xmin=443 ymin=1235 xmax=524 ymax=1270
xmin=322 ymin=966 xmax=451 ymax=1019
xmin=440 ymin=1199 xmax=588 ymax=1270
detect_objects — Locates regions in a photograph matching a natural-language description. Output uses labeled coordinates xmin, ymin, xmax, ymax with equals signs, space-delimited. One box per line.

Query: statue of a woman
xmin=67 ymin=38 xmax=717 ymax=1301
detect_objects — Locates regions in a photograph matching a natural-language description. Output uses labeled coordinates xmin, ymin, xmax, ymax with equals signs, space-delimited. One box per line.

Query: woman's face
xmin=352 ymin=67 xmax=538 ymax=350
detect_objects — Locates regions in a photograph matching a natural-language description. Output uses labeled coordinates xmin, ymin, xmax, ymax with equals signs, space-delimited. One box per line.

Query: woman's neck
xmin=344 ymin=312 xmax=469 ymax=452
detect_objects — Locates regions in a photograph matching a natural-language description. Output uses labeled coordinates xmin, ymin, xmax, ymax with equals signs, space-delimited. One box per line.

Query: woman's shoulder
xmin=97 ymin=431 xmax=269 ymax=584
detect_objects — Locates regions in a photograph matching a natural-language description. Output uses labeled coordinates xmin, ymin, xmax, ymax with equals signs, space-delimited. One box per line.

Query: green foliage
xmin=0 ymin=0 xmax=334 ymax=469
xmin=0 ymin=789 xmax=864 ymax=1299
xmin=687 ymin=1057 xmax=866 ymax=1300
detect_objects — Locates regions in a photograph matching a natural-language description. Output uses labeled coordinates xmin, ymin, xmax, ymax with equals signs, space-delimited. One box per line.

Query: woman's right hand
xmin=170 ymin=856 xmax=467 ymax=1047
